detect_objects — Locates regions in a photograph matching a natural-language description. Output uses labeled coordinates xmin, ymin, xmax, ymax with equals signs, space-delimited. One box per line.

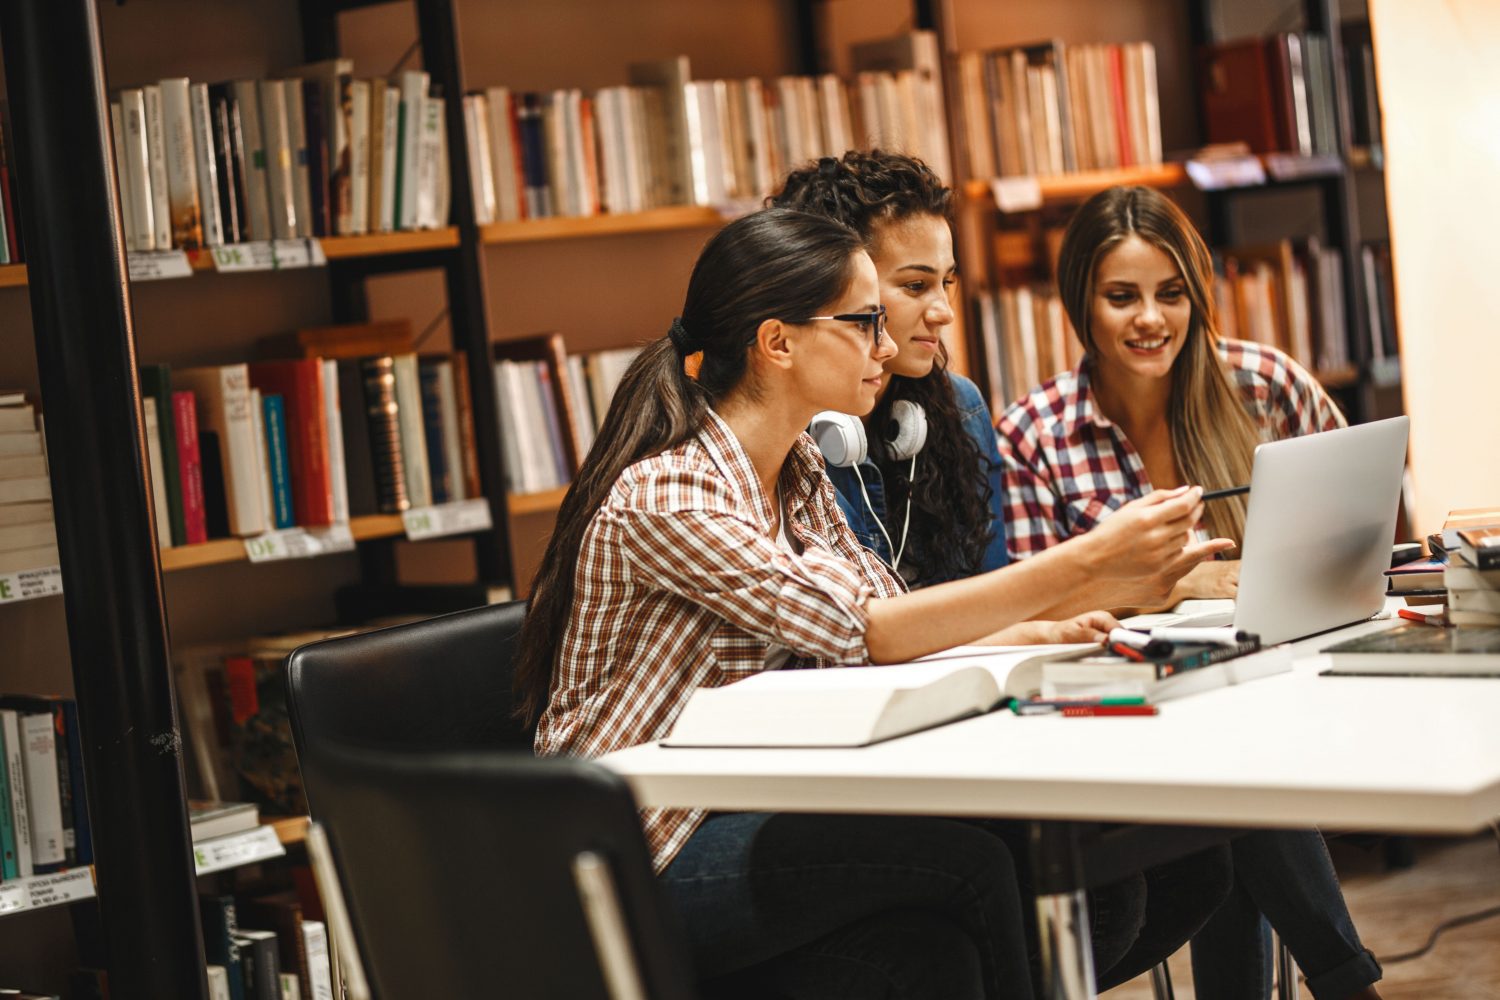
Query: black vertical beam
xmin=1186 ymin=1 xmax=1235 ymax=246
xmin=790 ymin=0 xmax=821 ymax=76
xmin=300 ymin=0 xmax=340 ymax=63
xmin=413 ymin=0 xmax=513 ymax=583
xmin=0 ymin=2 xmax=208 ymax=999
xmin=1306 ymin=0 xmax=1375 ymax=421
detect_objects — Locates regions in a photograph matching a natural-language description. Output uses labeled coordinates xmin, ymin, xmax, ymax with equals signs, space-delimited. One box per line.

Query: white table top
xmin=600 ymin=613 xmax=1500 ymax=835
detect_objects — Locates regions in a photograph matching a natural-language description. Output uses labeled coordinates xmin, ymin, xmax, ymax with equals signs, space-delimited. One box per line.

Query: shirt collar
xmin=1063 ymin=360 xmax=1118 ymax=435
xmin=695 ymin=410 xmax=826 ymax=532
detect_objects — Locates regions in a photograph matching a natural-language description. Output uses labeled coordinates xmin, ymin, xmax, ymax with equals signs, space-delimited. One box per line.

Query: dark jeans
xmin=1191 ymin=830 xmax=1382 ymax=1000
xmin=660 ymin=812 xmax=1035 ymax=1000
xmin=659 ymin=812 xmax=1235 ymax=999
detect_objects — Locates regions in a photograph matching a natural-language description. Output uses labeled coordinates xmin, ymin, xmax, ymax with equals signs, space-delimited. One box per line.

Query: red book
xmin=173 ymin=389 xmax=208 ymax=544
xmin=1107 ymin=45 xmax=1134 ymax=168
xmin=507 ymin=92 xmax=528 ymax=220
xmin=247 ymin=359 xmax=334 ymax=527
xmin=1198 ymin=39 xmax=1281 ymax=153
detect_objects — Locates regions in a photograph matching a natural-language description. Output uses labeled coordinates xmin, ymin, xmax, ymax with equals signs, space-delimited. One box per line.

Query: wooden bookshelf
xmin=159 ymin=514 xmax=406 ymax=572
xmin=267 ymin=815 xmax=310 ymax=846
xmin=481 ymin=205 xmax=726 ymax=245
xmin=184 ymin=228 xmax=461 ymax=273
xmin=0 ymin=263 xmax=27 ymax=288
xmin=1315 ymin=365 xmax=1360 ymax=389
xmin=966 ymin=163 xmax=1188 ymax=210
xmin=508 ymin=486 xmax=569 ymax=517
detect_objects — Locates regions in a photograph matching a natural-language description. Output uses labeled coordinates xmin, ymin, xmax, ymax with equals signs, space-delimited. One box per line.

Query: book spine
xmin=174 ymin=389 xmax=208 ymax=544
xmin=367 ymin=79 xmax=387 ymax=234
xmin=449 ymin=351 xmax=483 ymax=499
xmin=326 ymin=69 xmax=354 ymax=236
xmin=208 ymin=84 xmax=245 ymax=244
xmin=378 ymin=85 xmax=400 ymax=232
xmin=0 ymin=710 xmax=32 ymax=877
xmin=282 ymin=79 xmax=314 ymax=239
xmin=159 ymin=78 xmax=204 ymax=250
xmin=534 ymin=362 xmax=572 ymax=485
xmin=417 ymin=362 xmax=452 ymax=504
xmin=292 ymin=363 xmax=334 ymax=527
xmin=190 ymin=83 xmax=226 ymax=247
xmin=392 ymin=354 xmax=432 ymax=507
xmin=120 ymin=89 xmax=157 ymax=251
xmin=258 ymin=80 xmax=298 ymax=240
xmin=110 ymin=102 xmax=139 ymax=251
xmin=301 ymin=78 xmax=330 ymax=238
xmin=321 ymin=359 xmax=349 ymax=524
xmin=202 ymin=896 xmax=247 ymax=1000
xmin=416 ymin=95 xmax=443 ymax=228
xmin=335 ymin=361 xmax=379 ymax=519
xmin=300 ymin=921 xmax=334 ymax=1000
xmin=359 ymin=357 xmax=409 ymax=513
xmin=262 ymin=395 xmax=295 ymax=529
xmin=349 ymin=79 xmax=371 ymax=235
xmin=435 ymin=359 xmax=466 ymax=502
xmin=396 ymin=71 xmax=428 ymax=230
xmin=18 ymin=712 xmax=64 ymax=869
xmin=140 ymin=367 xmax=185 ymax=545
xmin=0 ymin=712 xmax=19 ymax=878
xmin=232 ymin=79 xmax=272 ymax=242
xmin=231 ymin=933 xmax=281 ymax=1000
xmin=142 ymin=85 xmax=174 ymax=249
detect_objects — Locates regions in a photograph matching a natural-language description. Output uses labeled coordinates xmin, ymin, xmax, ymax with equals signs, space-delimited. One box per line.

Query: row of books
xmin=956 ymin=40 xmax=1163 ymax=180
xmin=1361 ymin=242 xmax=1399 ymax=364
xmin=1214 ymin=238 xmax=1351 ymax=374
xmin=200 ymin=892 xmax=335 ymax=1000
xmin=493 ymin=341 xmax=640 ymax=494
xmin=973 ymin=285 xmax=1082 ymax=412
xmin=0 ymin=105 xmax=22 ymax=265
xmin=109 ymin=65 xmax=447 ymax=253
xmin=1200 ymin=32 xmax=1341 ymax=158
xmin=1388 ymin=508 xmax=1500 ymax=627
xmin=0 ymin=394 xmax=55 ymax=574
xmin=461 ymin=36 xmax=950 ymax=222
xmin=1 ymin=696 xmax=90 ymax=881
xmin=139 ymin=351 xmax=481 ymax=548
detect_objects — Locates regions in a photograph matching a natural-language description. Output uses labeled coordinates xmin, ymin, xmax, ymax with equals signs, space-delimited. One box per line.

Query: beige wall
xmin=1368 ymin=0 xmax=1500 ymax=536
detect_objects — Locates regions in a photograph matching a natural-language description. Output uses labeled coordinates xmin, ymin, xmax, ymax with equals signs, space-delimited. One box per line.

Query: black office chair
xmin=284 ymin=600 xmax=700 ymax=999
xmin=305 ymin=743 xmax=698 ymax=1000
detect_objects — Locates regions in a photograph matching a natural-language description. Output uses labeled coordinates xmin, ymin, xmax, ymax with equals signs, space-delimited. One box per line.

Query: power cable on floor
xmin=1374 ymin=824 xmax=1500 ymax=965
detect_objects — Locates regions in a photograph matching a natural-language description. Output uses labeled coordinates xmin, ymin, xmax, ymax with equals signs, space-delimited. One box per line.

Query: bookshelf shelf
xmin=1315 ymin=365 xmax=1360 ymax=389
xmin=319 ymin=228 xmax=461 ymax=258
xmin=159 ymin=514 xmax=407 ymax=572
xmin=966 ymin=163 xmax=1188 ymax=210
xmin=268 ymin=815 xmax=310 ymax=846
xmin=0 ymin=868 xmax=96 ymax=918
xmin=508 ymin=486 xmax=569 ymax=516
xmin=481 ymin=205 xmax=726 ymax=245
xmin=0 ymin=263 xmax=27 ymax=288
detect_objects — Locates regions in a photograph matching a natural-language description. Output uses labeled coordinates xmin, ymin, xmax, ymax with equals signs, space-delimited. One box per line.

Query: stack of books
xmin=0 ymin=393 xmax=55 ymax=574
xmin=955 ymin=39 xmax=1163 ymax=180
xmin=140 ymin=346 xmax=483 ymax=548
xmin=109 ymin=65 xmax=447 ymax=252
xmin=1443 ymin=508 xmax=1500 ymax=627
xmin=1 ymin=696 xmax=92 ymax=881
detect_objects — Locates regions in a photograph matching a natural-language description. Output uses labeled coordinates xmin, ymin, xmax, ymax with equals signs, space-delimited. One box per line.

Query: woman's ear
xmin=754 ymin=317 xmax=796 ymax=372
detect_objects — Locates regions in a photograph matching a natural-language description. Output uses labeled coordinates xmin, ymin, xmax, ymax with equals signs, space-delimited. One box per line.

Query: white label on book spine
xmin=0 ymin=565 xmax=63 ymax=604
xmin=989 ymin=177 xmax=1043 ymax=213
xmin=1264 ymin=152 xmax=1342 ymax=181
xmin=243 ymin=523 xmax=356 ymax=563
xmin=211 ymin=240 xmax=328 ymax=273
xmin=127 ymin=249 xmax=193 ymax=281
xmin=0 ymin=868 xmax=97 ymax=914
xmin=1184 ymin=156 xmax=1267 ymax=191
xmin=401 ymin=498 xmax=493 ymax=541
xmin=193 ymin=825 xmax=286 ymax=875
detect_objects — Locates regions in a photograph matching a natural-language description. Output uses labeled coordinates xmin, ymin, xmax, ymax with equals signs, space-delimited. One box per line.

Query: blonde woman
xmin=998 ymin=185 xmax=1380 ymax=1000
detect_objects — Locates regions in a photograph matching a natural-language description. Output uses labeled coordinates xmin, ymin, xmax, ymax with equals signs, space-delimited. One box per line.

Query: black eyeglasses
xmin=788 ymin=305 xmax=888 ymax=345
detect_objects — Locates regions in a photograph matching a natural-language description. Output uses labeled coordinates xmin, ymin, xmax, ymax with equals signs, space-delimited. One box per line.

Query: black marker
xmin=1201 ymin=484 xmax=1250 ymax=502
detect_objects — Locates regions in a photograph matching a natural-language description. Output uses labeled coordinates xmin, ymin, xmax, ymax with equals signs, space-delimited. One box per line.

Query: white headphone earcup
xmin=886 ymin=400 xmax=929 ymax=461
xmin=810 ymin=411 xmax=868 ymax=468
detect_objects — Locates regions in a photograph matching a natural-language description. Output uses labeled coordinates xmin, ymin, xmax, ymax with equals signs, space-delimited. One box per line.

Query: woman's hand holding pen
xmin=1079 ymin=486 xmax=1236 ymax=604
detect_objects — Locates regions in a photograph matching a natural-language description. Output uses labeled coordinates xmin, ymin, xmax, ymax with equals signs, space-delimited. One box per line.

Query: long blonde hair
xmin=1056 ymin=186 xmax=1259 ymax=546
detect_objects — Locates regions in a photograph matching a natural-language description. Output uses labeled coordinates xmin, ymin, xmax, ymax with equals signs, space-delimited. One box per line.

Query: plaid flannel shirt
xmin=996 ymin=340 xmax=1346 ymax=559
xmin=536 ymin=410 xmax=906 ymax=873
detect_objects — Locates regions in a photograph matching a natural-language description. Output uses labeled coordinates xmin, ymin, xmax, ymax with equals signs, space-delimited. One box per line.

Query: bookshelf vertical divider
xmin=0 ymin=1 xmax=210 ymax=998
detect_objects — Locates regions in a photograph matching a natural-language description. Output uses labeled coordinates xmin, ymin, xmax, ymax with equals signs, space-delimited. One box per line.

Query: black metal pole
xmin=0 ymin=2 xmax=208 ymax=998
xmin=415 ymin=0 xmax=514 ymax=584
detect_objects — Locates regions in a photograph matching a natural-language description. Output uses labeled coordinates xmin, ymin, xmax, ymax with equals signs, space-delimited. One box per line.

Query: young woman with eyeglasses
xmin=513 ymin=208 xmax=1227 ymax=999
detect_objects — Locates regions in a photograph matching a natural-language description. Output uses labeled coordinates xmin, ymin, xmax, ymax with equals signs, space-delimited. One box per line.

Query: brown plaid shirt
xmin=536 ymin=410 xmax=906 ymax=872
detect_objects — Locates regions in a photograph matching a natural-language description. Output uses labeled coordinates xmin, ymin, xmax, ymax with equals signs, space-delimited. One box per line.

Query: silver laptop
xmin=1124 ymin=416 xmax=1410 ymax=645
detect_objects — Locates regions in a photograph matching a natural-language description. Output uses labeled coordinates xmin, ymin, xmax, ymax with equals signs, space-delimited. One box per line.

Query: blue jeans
xmin=1190 ymin=830 xmax=1382 ymax=1000
xmin=659 ymin=812 xmax=1036 ymax=999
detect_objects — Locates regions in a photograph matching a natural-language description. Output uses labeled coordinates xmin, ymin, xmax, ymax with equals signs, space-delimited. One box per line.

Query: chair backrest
xmin=285 ymin=600 xmax=533 ymax=818
xmin=313 ymin=744 xmax=698 ymax=1000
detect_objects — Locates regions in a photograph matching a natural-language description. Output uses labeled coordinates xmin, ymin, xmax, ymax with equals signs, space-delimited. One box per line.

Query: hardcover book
xmin=1321 ymin=623 xmax=1500 ymax=675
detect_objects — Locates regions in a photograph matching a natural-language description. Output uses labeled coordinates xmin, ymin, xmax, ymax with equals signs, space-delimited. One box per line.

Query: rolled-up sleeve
xmin=609 ymin=465 xmax=874 ymax=664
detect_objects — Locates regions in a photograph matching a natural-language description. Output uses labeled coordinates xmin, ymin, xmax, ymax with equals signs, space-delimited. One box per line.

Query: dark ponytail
xmin=514 ymin=208 xmax=865 ymax=724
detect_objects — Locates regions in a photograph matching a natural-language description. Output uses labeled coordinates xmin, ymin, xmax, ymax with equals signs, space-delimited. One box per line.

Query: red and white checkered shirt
xmin=996 ymin=339 xmax=1346 ymax=559
xmin=536 ymin=409 xmax=906 ymax=873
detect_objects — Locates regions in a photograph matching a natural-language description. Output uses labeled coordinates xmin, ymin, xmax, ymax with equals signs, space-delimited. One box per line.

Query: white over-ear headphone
xmin=810 ymin=401 xmax=928 ymax=570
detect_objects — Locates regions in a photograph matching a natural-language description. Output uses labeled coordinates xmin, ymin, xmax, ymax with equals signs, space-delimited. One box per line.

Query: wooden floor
xmin=1105 ymin=833 xmax=1500 ymax=999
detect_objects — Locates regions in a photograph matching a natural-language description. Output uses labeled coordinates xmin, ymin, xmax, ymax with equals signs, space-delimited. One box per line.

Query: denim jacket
xmin=826 ymin=372 xmax=1010 ymax=587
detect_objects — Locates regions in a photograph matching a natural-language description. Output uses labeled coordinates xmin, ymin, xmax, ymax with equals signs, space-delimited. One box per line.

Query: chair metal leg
xmin=1275 ymin=935 xmax=1299 ymax=1000
xmin=1149 ymin=961 xmax=1176 ymax=1000
xmin=1036 ymin=890 xmax=1097 ymax=999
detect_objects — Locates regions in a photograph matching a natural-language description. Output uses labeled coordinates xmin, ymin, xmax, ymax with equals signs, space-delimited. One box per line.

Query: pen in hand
xmin=1201 ymin=484 xmax=1250 ymax=502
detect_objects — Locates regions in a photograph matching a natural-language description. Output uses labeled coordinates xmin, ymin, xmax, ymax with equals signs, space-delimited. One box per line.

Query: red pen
xmin=1397 ymin=607 xmax=1443 ymax=626
xmin=1105 ymin=640 xmax=1147 ymax=662
xmin=1062 ymin=705 xmax=1160 ymax=717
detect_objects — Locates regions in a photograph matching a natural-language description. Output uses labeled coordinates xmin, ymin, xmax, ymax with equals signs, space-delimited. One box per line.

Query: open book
xmin=663 ymin=645 xmax=1091 ymax=748
xmin=662 ymin=640 xmax=1295 ymax=748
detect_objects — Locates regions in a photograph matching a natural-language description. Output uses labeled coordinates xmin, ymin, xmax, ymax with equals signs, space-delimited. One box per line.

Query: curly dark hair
xmin=771 ymin=150 xmax=995 ymax=585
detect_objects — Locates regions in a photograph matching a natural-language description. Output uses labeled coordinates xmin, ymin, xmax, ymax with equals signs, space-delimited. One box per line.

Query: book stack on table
xmin=1425 ymin=506 xmax=1500 ymax=626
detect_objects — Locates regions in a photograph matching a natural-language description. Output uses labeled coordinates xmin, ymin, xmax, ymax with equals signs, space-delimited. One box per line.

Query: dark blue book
xmin=300 ymin=78 xmax=330 ymax=238
xmin=232 ymin=929 xmax=282 ymax=1000
xmin=262 ymin=394 xmax=295 ymax=529
xmin=517 ymin=92 xmax=552 ymax=218
xmin=417 ymin=361 xmax=452 ymax=505
xmin=201 ymin=895 xmax=247 ymax=1000
xmin=0 ymin=719 xmax=17 ymax=879
xmin=60 ymin=701 xmax=91 ymax=866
